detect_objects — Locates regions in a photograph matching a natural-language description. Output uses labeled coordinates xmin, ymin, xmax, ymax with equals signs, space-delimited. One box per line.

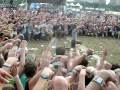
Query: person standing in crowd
xmin=0 ymin=7 xmax=120 ymax=90
xmin=24 ymin=20 xmax=33 ymax=41
xmin=71 ymin=24 xmax=77 ymax=48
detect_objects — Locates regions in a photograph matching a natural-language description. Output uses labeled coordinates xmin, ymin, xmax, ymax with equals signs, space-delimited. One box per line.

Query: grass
xmin=28 ymin=36 xmax=120 ymax=64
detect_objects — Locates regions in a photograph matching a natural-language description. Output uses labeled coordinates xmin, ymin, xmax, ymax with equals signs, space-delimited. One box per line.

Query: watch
xmin=93 ymin=75 xmax=105 ymax=87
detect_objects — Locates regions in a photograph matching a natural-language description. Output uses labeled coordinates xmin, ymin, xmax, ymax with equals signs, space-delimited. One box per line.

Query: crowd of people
xmin=0 ymin=7 xmax=120 ymax=90
xmin=1 ymin=8 xmax=120 ymax=42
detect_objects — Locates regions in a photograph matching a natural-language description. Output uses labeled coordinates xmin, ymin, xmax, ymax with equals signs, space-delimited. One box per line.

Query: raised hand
xmin=0 ymin=68 xmax=13 ymax=84
xmin=74 ymin=65 xmax=86 ymax=72
xmin=86 ymin=48 xmax=94 ymax=56
xmin=20 ymin=40 xmax=27 ymax=48
xmin=41 ymin=67 xmax=54 ymax=79
xmin=4 ymin=43 xmax=13 ymax=49
xmin=102 ymin=48 xmax=108 ymax=57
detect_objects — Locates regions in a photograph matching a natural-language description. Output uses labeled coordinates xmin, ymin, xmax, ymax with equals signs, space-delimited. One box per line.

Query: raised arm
xmin=86 ymin=70 xmax=117 ymax=90
xmin=96 ymin=49 xmax=107 ymax=70
xmin=78 ymin=69 xmax=86 ymax=90
xmin=10 ymin=64 xmax=24 ymax=90
xmin=33 ymin=67 xmax=54 ymax=90
xmin=0 ymin=43 xmax=13 ymax=54
xmin=67 ymin=49 xmax=93 ymax=70
xmin=18 ymin=40 xmax=27 ymax=75
xmin=29 ymin=70 xmax=42 ymax=90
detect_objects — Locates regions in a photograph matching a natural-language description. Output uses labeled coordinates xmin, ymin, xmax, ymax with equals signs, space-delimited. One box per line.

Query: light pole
xmin=25 ymin=0 xmax=28 ymax=10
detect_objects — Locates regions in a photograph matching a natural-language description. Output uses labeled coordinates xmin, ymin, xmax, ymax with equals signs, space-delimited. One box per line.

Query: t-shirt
xmin=72 ymin=29 xmax=77 ymax=41
xmin=20 ymin=74 xmax=29 ymax=89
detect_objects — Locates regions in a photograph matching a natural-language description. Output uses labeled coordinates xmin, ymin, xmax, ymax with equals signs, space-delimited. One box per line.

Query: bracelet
xmin=3 ymin=63 xmax=11 ymax=68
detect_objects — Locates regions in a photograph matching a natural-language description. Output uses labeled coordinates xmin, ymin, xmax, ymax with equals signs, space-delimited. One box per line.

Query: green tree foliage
xmin=0 ymin=0 xmax=23 ymax=4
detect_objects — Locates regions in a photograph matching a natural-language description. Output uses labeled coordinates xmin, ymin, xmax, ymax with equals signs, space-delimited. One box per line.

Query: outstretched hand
xmin=4 ymin=43 xmax=13 ymax=49
xmin=0 ymin=68 xmax=13 ymax=84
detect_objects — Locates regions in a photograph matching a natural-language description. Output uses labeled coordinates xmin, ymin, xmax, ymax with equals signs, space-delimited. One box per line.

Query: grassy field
xmin=28 ymin=36 xmax=120 ymax=64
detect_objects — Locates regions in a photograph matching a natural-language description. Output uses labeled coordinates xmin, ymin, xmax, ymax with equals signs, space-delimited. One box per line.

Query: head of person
xmin=111 ymin=64 xmax=120 ymax=70
xmin=53 ymin=76 xmax=68 ymax=90
xmin=24 ymin=60 xmax=37 ymax=78
xmin=80 ymin=59 xmax=89 ymax=67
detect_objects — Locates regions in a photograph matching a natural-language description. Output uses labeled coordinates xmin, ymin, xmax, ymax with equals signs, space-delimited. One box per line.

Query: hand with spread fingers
xmin=0 ymin=68 xmax=13 ymax=84
xmin=4 ymin=43 xmax=13 ymax=49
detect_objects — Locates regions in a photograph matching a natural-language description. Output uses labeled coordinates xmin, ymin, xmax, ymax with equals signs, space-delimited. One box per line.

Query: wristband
xmin=92 ymin=75 xmax=105 ymax=87
xmin=40 ymin=74 xmax=49 ymax=80
xmin=3 ymin=63 xmax=11 ymax=68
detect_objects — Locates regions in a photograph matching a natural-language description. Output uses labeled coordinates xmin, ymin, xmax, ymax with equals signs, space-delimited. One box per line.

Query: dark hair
xmin=24 ymin=61 xmax=36 ymax=78
xmin=111 ymin=64 xmax=120 ymax=70
xmin=56 ymin=47 xmax=65 ymax=55
xmin=80 ymin=59 xmax=89 ymax=67
xmin=85 ymin=74 xmax=94 ymax=86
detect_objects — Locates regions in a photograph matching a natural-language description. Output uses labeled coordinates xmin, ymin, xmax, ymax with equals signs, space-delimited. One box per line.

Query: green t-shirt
xmin=20 ymin=74 xmax=28 ymax=89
